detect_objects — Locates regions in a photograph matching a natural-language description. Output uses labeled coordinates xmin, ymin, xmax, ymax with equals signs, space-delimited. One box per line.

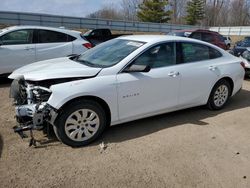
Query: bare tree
xmin=169 ymin=0 xmax=188 ymax=24
xmin=87 ymin=3 xmax=123 ymax=20
xmin=120 ymin=0 xmax=142 ymax=21
xmin=229 ymin=0 xmax=250 ymax=26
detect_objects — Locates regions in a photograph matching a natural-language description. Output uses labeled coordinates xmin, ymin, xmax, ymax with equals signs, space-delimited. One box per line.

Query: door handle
xmin=168 ymin=71 xmax=180 ymax=77
xmin=209 ymin=66 xmax=217 ymax=71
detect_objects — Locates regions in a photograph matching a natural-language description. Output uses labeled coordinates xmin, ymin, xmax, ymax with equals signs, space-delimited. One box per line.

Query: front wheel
xmin=55 ymin=100 xmax=107 ymax=147
xmin=207 ymin=79 xmax=231 ymax=110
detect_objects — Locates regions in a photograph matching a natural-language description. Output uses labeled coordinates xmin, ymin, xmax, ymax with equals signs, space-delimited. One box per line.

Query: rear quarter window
xmin=209 ymin=47 xmax=222 ymax=59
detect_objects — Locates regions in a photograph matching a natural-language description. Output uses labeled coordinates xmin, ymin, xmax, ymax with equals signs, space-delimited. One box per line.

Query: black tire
xmin=55 ymin=100 xmax=107 ymax=147
xmin=207 ymin=79 xmax=231 ymax=110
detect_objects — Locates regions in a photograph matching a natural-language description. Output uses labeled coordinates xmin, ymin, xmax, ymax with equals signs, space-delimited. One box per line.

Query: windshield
xmin=75 ymin=39 xmax=144 ymax=68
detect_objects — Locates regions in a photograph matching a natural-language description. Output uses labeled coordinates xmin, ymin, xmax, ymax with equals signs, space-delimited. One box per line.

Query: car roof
xmin=171 ymin=29 xmax=195 ymax=33
xmin=0 ymin=25 xmax=81 ymax=36
xmin=119 ymin=35 xmax=204 ymax=43
xmin=193 ymin=29 xmax=220 ymax=35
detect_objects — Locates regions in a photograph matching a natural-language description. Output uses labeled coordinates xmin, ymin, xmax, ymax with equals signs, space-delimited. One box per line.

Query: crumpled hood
xmin=8 ymin=57 xmax=102 ymax=81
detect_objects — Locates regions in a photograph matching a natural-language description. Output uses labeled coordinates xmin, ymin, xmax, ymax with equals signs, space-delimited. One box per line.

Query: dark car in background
xmin=189 ymin=29 xmax=228 ymax=50
xmin=230 ymin=41 xmax=250 ymax=57
xmin=230 ymin=39 xmax=250 ymax=57
xmin=82 ymin=28 xmax=130 ymax=46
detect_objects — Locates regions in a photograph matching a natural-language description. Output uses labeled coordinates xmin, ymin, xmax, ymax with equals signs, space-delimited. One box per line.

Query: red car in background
xmin=189 ymin=29 xmax=228 ymax=50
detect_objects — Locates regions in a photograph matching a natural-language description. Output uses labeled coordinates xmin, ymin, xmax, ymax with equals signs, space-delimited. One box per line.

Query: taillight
xmin=83 ymin=43 xmax=92 ymax=49
xmin=240 ymin=62 xmax=246 ymax=68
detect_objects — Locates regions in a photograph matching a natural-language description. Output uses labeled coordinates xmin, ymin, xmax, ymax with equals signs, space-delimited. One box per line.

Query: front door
xmin=0 ymin=29 xmax=35 ymax=74
xmin=117 ymin=42 xmax=181 ymax=121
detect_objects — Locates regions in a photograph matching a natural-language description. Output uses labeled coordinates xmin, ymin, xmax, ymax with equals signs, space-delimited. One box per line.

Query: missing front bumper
xmin=13 ymin=103 xmax=58 ymax=146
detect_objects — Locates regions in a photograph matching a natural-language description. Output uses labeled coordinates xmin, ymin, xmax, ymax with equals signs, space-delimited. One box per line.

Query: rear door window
xmin=181 ymin=43 xmax=210 ymax=63
xmin=181 ymin=42 xmax=222 ymax=63
xmin=38 ymin=30 xmax=69 ymax=43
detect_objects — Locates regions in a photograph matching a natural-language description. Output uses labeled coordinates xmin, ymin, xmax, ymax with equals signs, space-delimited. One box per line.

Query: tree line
xmin=87 ymin=0 xmax=250 ymax=26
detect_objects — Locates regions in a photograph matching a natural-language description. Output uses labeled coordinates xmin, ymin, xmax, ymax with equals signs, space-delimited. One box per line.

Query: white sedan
xmin=0 ymin=25 xmax=92 ymax=76
xmin=9 ymin=35 xmax=245 ymax=147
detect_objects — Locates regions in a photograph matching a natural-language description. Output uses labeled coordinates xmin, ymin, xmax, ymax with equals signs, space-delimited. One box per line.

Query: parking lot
xmin=0 ymin=79 xmax=249 ymax=188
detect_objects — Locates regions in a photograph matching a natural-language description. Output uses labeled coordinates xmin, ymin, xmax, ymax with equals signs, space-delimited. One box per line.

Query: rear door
xmin=177 ymin=42 xmax=223 ymax=107
xmin=35 ymin=29 xmax=72 ymax=61
xmin=0 ymin=29 xmax=35 ymax=74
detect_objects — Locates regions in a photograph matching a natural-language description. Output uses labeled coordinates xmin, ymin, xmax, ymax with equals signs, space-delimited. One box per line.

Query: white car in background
xmin=0 ymin=25 xmax=92 ymax=76
xmin=9 ymin=35 xmax=244 ymax=147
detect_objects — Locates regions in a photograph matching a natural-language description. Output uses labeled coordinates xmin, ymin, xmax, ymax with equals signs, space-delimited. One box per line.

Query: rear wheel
xmin=55 ymin=100 xmax=107 ymax=147
xmin=207 ymin=79 xmax=231 ymax=110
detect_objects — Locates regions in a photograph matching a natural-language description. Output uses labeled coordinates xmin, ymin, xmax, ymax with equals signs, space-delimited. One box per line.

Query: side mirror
xmin=123 ymin=64 xmax=151 ymax=73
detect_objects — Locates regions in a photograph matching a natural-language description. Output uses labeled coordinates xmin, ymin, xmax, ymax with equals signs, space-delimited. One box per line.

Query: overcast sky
xmin=0 ymin=0 xmax=121 ymax=17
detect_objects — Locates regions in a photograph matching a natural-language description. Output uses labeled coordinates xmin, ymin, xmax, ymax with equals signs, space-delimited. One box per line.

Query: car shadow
xmin=94 ymin=88 xmax=250 ymax=145
xmin=0 ymin=134 xmax=3 ymax=158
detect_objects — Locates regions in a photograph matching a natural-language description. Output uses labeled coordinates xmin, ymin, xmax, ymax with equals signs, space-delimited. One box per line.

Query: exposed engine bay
xmin=10 ymin=77 xmax=56 ymax=146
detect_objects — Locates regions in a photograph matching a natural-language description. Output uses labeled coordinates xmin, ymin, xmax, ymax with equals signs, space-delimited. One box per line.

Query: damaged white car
xmin=9 ymin=35 xmax=245 ymax=147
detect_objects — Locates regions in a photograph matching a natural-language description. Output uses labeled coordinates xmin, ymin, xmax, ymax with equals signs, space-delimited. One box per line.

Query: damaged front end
xmin=10 ymin=77 xmax=57 ymax=146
